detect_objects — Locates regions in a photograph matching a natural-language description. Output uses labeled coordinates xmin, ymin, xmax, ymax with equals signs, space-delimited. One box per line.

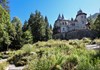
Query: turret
xmin=62 ymin=14 xmax=64 ymax=19
xmin=57 ymin=14 xmax=62 ymax=20
xmin=76 ymin=9 xmax=87 ymax=29
xmin=76 ymin=9 xmax=87 ymax=23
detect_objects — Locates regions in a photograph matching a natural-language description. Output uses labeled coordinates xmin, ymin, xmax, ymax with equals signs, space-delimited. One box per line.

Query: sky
xmin=10 ymin=0 xmax=100 ymax=26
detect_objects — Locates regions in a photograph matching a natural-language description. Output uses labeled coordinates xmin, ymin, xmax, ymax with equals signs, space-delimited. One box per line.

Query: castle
xmin=53 ymin=10 xmax=89 ymax=39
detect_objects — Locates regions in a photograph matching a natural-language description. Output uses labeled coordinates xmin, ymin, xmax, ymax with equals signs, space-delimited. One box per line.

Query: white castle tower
xmin=75 ymin=10 xmax=87 ymax=29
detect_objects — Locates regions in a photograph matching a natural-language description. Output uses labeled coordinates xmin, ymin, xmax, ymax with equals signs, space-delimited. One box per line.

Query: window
xmin=81 ymin=16 xmax=83 ymax=18
xmin=63 ymin=22 xmax=64 ymax=25
xmin=63 ymin=28 xmax=65 ymax=31
xmin=82 ymin=21 xmax=84 ymax=24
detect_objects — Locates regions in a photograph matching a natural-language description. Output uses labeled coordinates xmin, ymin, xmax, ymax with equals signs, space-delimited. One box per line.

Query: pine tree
xmin=0 ymin=5 xmax=11 ymax=51
xmin=50 ymin=24 xmax=52 ymax=30
xmin=22 ymin=20 xmax=28 ymax=32
xmin=28 ymin=10 xmax=46 ymax=42
xmin=0 ymin=0 xmax=9 ymax=12
xmin=22 ymin=30 xmax=33 ymax=44
xmin=11 ymin=17 xmax=23 ymax=49
xmin=45 ymin=16 xmax=52 ymax=40
xmin=45 ymin=16 xmax=49 ymax=40
xmin=49 ymin=24 xmax=53 ymax=39
xmin=91 ymin=14 xmax=100 ymax=37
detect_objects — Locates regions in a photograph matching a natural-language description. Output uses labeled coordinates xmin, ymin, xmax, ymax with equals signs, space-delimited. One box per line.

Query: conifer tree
xmin=45 ymin=16 xmax=49 ymax=40
xmin=0 ymin=5 xmax=11 ymax=51
xmin=28 ymin=10 xmax=46 ymax=42
xmin=11 ymin=17 xmax=23 ymax=49
xmin=45 ymin=16 xmax=52 ymax=40
xmin=22 ymin=20 xmax=28 ymax=32
xmin=22 ymin=30 xmax=33 ymax=44
xmin=91 ymin=14 xmax=100 ymax=37
xmin=0 ymin=0 xmax=9 ymax=12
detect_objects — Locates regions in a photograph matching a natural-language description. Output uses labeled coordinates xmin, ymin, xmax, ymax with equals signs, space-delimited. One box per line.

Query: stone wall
xmin=66 ymin=29 xmax=96 ymax=39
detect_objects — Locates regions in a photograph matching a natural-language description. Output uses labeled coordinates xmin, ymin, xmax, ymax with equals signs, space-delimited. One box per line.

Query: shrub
xmin=7 ymin=50 xmax=28 ymax=66
xmin=0 ymin=62 xmax=8 ymax=70
xmin=94 ymin=39 xmax=100 ymax=44
xmin=21 ymin=44 xmax=33 ymax=54
xmin=61 ymin=54 xmax=79 ymax=70
xmin=82 ymin=37 xmax=91 ymax=43
xmin=76 ymin=60 xmax=94 ymax=70
xmin=27 ymin=52 xmax=67 ymax=70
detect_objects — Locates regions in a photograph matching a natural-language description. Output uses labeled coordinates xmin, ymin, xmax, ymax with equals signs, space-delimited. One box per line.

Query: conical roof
xmin=57 ymin=14 xmax=62 ymax=20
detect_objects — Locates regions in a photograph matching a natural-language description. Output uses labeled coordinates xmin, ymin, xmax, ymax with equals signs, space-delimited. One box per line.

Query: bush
xmin=7 ymin=50 xmax=28 ymax=66
xmin=76 ymin=60 xmax=94 ymax=70
xmin=8 ymin=39 xmax=100 ymax=69
xmin=27 ymin=52 xmax=66 ymax=70
xmin=61 ymin=54 xmax=79 ymax=70
xmin=82 ymin=38 xmax=91 ymax=43
xmin=0 ymin=62 xmax=8 ymax=70
xmin=21 ymin=44 xmax=33 ymax=54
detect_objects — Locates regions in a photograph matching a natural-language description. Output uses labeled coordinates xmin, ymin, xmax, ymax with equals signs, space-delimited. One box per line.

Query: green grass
xmin=7 ymin=38 xmax=100 ymax=70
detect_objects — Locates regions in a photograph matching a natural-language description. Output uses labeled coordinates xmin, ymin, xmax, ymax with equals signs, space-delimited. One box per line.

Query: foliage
xmin=0 ymin=0 xmax=9 ymax=12
xmin=22 ymin=39 xmax=100 ymax=70
xmin=28 ymin=11 xmax=52 ymax=42
xmin=0 ymin=62 xmax=8 ymax=70
xmin=7 ymin=44 xmax=34 ymax=66
xmin=21 ymin=44 xmax=33 ymax=54
xmin=22 ymin=20 xmax=28 ymax=32
xmin=45 ymin=16 xmax=52 ymax=40
xmin=7 ymin=50 xmax=28 ymax=66
xmin=0 ymin=5 xmax=11 ymax=51
xmin=11 ymin=17 xmax=23 ymax=49
xmin=91 ymin=14 xmax=100 ymax=37
xmin=21 ymin=30 xmax=33 ymax=45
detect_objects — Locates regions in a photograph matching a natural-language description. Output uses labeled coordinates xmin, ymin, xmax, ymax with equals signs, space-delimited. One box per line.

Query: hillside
xmin=1 ymin=39 xmax=99 ymax=70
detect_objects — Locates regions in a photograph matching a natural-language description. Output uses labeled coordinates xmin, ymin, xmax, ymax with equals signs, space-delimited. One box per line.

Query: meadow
xmin=0 ymin=38 xmax=100 ymax=70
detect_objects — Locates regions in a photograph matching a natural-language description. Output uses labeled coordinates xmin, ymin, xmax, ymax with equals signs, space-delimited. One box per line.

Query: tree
xmin=91 ymin=14 xmax=100 ymax=37
xmin=0 ymin=24 xmax=11 ymax=51
xmin=0 ymin=0 xmax=9 ymax=12
xmin=50 ymin=24 xmax=52 ymax=30
xmin=11 ymin=17 xmax=23 ymax=49
xmin=22 ymin=30 xmax=33 ymax=45
xmin=0 ymin=5 xmax=11 ymax=51
xmin=49 ymin=24 xmax=53 ymax=39
xmin=45 ymin=16 xmax=49 ymax=40
xmin=28 ymin=11 xmax=46 ymax=42
xmin=22 ymin=20 xmax=28 ymax=32
xmin=45 ymin=16 xmax=52 ymax=40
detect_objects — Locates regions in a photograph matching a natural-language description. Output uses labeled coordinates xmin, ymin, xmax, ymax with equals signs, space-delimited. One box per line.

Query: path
xmin=6 ymin=64 xmax=26 ymax=70
xmin=0 ymin=59 xmax=7 ymax=63
xmin=86 ymin=44 xmax=100 ymax=50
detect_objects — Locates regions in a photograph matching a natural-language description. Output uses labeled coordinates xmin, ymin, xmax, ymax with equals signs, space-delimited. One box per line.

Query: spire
xmin=58 ymin=14 xmax=61 ymax=20
xmin=62 ymin=14 xmax=64 ymax=19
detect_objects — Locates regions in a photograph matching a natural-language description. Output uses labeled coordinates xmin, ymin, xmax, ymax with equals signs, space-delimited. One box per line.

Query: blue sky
xmin=10 ymin=0 xmax=100 ymax=26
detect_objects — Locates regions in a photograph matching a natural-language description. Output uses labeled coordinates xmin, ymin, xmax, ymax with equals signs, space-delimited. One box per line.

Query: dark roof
xmin=76 ymin=10 xmax=87 ymax=17
xmin=76 ymin=13 xmax=87 ymax=17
